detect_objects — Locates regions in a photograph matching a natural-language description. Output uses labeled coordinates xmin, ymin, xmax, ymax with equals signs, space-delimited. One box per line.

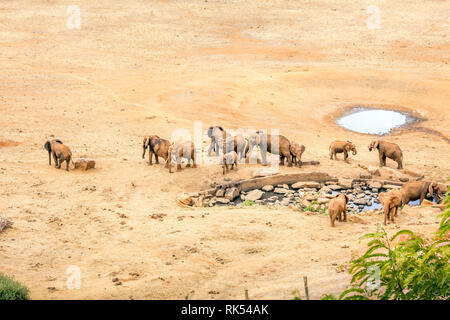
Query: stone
xmin=368 ymin=181 xmax=382 ymax=190
xmin=74 ymin=158 xmax=95 ymax=171
xmin=399 ymin=177 xmax=409 ymax=182
xmin=328 ymin=184 xmax=342 ymax=191
xmin=215 ymin=197 xmax=230 ymax=204
xmin=262 ymin=185 xmax=274 ymax=192
xmin=319 ymin=186 xmax=332 ymax=194
xmin=367 ymin=166 xmax=381 ymax=176
xmin=224 ymin=187 xmax=240 ymax=201
xmin=176 ymin=193 xmax=194 ymax=206
xmin=317 ymin=197 xmax=330 ymax=204
xmin=274 ymin=188 xmax=289 ymax=194
xmin=291 ymin=181 xmax=321 ymax=189
xmin=338 ymin=179 xmax=353 ymax=189
xmin=243 ymin=189 xmax=264 ymax=201
xmin=252 ymin=168 xmax=278 ymax=178
xmin=280 ymin=198 xmax=290 ymax=206
xmin=215 ymin=189 xmax=225 ymax=197
xmin=360 ymin=173 xmax=372 ymax=179
xmin=384 ymin=184 xmax=401 ymax=189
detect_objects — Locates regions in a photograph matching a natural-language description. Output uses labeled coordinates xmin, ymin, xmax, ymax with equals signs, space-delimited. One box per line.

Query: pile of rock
xmin=181 ymin=177 xmax=405 ymax=213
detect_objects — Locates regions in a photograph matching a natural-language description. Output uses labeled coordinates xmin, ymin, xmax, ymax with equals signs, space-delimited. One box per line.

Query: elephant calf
xmin=328 ymin=194 xmax=348 ymax=227
xmin=168 ymin=141 xmax=196 ymax=173
xmin=222 ymin=151 xmax=238 ymax=175
xmin=329 ymin=140 xmax=357 ymax=161
xmin=369 ymin=140 xmax=403 ymax=169
xmin=290 ymin=142 xmax=305 ymax=167
xmin=142 ymin=135 xmax=170 ymax=167
xmin=379 ymin=189 xmax=402 ymax=224
xmin=44 ymin=139 xmax=72 ymax=171
xmin=400 ymin=181 xmax=440 ymax=205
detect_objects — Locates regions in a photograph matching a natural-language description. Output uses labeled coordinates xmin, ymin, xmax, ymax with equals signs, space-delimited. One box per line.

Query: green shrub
xmin=241 ymin=200 xmax=255 ymax=207
xmin=327 ymin=185 xmax=450 ymax=300
xmin=0 ymin=274 xmax=30 ymax=300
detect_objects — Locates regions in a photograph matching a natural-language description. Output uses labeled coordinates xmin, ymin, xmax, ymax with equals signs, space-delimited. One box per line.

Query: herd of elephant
xmin=43 ymin=126 xmax=404 ymax=173
xmin=44 ymin=131 xmax=441 ymax=227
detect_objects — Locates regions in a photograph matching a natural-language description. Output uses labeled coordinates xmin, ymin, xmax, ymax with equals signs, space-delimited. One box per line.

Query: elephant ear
xmin=207 ymin=127 xmax=214 ymax=138
xmin=44 ymin=141 xmax=51 ymax=152
xmin=344 ymin=194 xmax=349 ymax=204
xmin=428 ymin=182 xmax=437 ymax=196
xmin=374 ymin=140 xmax=380 ymax=149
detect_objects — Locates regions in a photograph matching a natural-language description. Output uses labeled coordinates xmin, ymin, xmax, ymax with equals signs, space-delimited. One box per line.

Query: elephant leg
xmin=343 ymin=207 xmax=347 ymax=222
xmin=379 ymin=153 xmax=385 ymax=166
xmin=260 ymin=150 xmax=268 ymax=166
xmin=344 ymin=151 xmax=348 ymax=161
xmin=53 ymin=152 xmax=58 ymax=168
xmin=287 ymin=153 xmax=293 ymax=167
xmin=397 ymin=160 xmax=402 ymax=169
xmin=66 ymin=159 xmax=70 ymax=171
xmin=330 ymin=214 xmax=336 ymax=227
xmin=279 ymin=155 xmax=285 ymax=166
xmin=148 ymin=151 xmax=153 ymax=165
xmin=155 ymin=155 xmax=160 ymax=164
xmin=48 ymin=151 xmax=52 ymax=165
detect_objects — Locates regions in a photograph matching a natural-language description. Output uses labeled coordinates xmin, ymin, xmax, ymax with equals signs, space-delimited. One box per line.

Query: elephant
xmin=44 ymin=139 xmax=72 ymax=171
xmin=368 ymin=140 xmax=403 ymax=169
xmin=247 ymin=131 xmax=292 ymax=166
xmin=379 ymin=189 xmax=402 ymax=225
xmin=222 ymin=151 xmax=238 ymax=175
xmin=168 ymin=141 xmax=196 ymax=173
xmin=219 ymin=134 xmax=248 ymax=161
xmin=142 ymin=135 xmax=171 ymax=167
xmin=328 ymin=194 xmax=348 ymax=227
xmin=400 ymin=181 xmax=440 ymax=205
xmin=329 ymin=140 xmax=357 ymax=161
xmin=290 ymin=142 xmax=305 ymax=167
xmin=207 ymin=126 xmax=227 ymax=157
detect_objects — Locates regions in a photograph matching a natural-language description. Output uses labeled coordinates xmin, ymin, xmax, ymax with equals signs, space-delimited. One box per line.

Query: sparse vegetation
xmin=321 ymin=185 xmax=450 ymax=300
xmin=304 ymin=201 xmax=326 ymax=214
xmin=241 ymin=200 xmax=255 ymax=207
xmin=0 ymin=274 xmax=30 ymax=300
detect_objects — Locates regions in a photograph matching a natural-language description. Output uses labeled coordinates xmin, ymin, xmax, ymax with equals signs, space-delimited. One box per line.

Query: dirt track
xmin=0 ymin=0 xmax=449 ymax=299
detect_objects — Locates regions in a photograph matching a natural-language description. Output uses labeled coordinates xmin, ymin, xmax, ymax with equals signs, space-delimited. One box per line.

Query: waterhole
xmin=336 ymin=107 xmax=418 ymax=135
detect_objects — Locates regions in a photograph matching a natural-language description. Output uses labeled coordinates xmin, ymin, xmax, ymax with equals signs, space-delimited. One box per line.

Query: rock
xmin=368 ymin=181 xmax=382 ymax=190
xmin=243 ymin=189 xmax=264 ymax=201
xmin=252 ymin=168 xmax=278 ymax=178
xmin=274 ymin=188 xmax=289 ymax=194
xmin=224 ymin=187 xmax=240 ymax=201
xmin=215 ymin=197 xmax=230 ymax=204
xmin=354 ymin=198 xmax=369 ymax=205
xmin=317 ymin=197 xmax=330 ymax=204
xmin=262 ymin=185 xmax=274 ymax=192
xmin=328 ymin=184 xmax=342 ymax=191
xmin=384 ymin=184 xmax=401 ymax=189
xmin=360 ymin=173 xmax=372 ymax=179
xmin=367 ymin=166 xmax=381 ymax=176
xmin=280 ymin=198 xmax=290 ymax=206
xmin=176 ymin=193 xmax=194 ymax=206
xmin=319 ymin=186 xmax=332 ymax=194
xmin=338 ymin=179 xmax=353 ymax=189
xmin=305 ymin=194 xmax=318 ymax=201
xmin=292 ymin=181 xmax=321 ymax=189
xmin=74 ymin=158 xmax=95 ymax=171
xmin=399 ymin=177 xmax=409 ymax=182
xmin=215 ymin=189 xmax=225 ymax=197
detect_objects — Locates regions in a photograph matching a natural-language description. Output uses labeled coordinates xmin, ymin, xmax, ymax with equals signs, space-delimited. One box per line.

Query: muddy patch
xmin=0 ymin=139 xmax=21 ymax=148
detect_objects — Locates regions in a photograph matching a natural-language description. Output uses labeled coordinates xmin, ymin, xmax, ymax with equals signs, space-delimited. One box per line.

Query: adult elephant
xmin=207 ymin=126 xmax=227 ymax=157
xmin=247 ymin=131 xmax=292 ymax=166
xmin=400 ymin=181 xmax=440 ymax=205
xmin=368 ymin=140 xmax=403 ymax=169
xmin=220 ymin=134 xmax=248 ymax=161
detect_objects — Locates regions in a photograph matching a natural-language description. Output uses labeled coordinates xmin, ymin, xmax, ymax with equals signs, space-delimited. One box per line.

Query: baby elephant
xmin=168 ymin=141 xmax=196 ymax=173
xmin=329 ymin=140 xmax=357 ymax=161
xmin=222 ymin=151 xmax=238 ymax=175
xmin=328 ymin=194 xmax=349 ymax=227
xmin=44 ymin=139 xmax=72 ymax=171
xmin=379 ymin=189 xmax=402 ymax=225
xmin=290 ymin=142 xmax=305 ymax=167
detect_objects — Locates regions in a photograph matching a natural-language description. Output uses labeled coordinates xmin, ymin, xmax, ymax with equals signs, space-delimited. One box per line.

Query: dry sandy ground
xmin=0 ymin=0 xmax=449 ymax=299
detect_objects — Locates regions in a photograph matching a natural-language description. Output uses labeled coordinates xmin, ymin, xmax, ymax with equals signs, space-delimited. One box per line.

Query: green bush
xmin=0 ymin=274 xmax=30 ymax=300
xmin=241 ymin=200 xmax=255 ymax=207
xmin=325 ymin=185 xmax=450 ymax=300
